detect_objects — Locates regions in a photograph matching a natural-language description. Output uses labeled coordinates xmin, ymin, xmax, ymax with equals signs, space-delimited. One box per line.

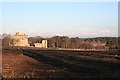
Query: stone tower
xmin=42 ymin=40 xmax=47 ymax=48
xmin=12 ymin=32 xmax=29 ymax=47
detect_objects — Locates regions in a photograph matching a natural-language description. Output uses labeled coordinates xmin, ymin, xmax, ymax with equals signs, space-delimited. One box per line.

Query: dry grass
xmin=2 ymin=47 xmax=120 ymax=79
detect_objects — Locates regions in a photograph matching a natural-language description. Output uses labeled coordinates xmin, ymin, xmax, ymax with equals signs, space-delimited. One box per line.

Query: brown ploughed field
xmin=2 ymin=47 xmax=120 ymax=79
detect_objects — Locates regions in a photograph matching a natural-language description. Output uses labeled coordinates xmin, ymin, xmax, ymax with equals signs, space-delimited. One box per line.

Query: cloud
xmin=1 ymin=27 xmax=117 ymax=38
xmin=99 ymin=29 xmax=117 ymax=37
xmin=100 ymin=29 xmax=111 ymax=34
xmin=78 ymin=28 xmax=96 ymax=36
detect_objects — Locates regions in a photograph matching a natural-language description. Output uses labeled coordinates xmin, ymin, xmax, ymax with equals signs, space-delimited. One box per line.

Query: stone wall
xmin=34 ymin=40 xmax=47 ymax=48
xmin=12 ymin=32 xmax=29 ymax=47
xmin=12 ymin=32 xmax=48 ymax=48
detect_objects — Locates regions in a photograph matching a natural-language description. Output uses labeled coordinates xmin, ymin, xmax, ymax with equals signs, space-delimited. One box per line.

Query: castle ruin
xmin=12 ymin=32 xmax=29 ymax=47
xmin=12 ymin=32 xmax=47 ymax=48
xmin=34 ymin=40 xmax=47 ymax=48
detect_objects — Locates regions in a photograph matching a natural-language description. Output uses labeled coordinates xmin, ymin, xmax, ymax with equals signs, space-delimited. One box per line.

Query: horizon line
xmin=0 ymin=32 xmax=118 ymax=38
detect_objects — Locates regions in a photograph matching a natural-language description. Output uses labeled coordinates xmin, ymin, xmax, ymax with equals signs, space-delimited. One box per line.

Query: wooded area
xmin=1 ymin=33 xmax=120 ymax=49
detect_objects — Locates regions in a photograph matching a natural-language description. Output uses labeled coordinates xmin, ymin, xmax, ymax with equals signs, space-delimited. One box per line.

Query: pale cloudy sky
xmin=1 ymin=0 xmax=119 ymax=38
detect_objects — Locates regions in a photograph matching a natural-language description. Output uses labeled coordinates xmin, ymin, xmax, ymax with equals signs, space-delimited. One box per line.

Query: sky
xmin=1 ymin=1 xmax=118 ymax=38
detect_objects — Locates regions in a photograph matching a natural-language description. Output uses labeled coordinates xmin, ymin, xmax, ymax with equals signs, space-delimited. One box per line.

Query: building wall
xmin=12 ymin=32 xmax=47 ymax=48
xmin=34 ymin=43 xmax=43 ymax=47
xmin=34 ymin=40 xmax=47 ymax=48
xmin=12 ymin=32 xmax=29 ymax=47
xmin=42 ymin=40 xmax=47 ymax=48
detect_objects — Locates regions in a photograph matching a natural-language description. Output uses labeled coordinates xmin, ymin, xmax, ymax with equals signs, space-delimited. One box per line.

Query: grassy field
xmin=2 ymin=47 xmax=120 ymax=79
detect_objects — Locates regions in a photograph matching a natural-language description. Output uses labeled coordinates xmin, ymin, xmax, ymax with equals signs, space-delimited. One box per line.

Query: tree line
xmin=1 ymin=33 xmax=120 ymax=49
